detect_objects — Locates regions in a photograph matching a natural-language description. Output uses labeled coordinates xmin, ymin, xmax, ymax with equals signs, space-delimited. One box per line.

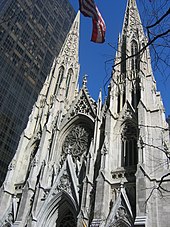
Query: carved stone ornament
xmin=69 ymin=94 xmax=96 ymax=119
xmin=57 ymin=170 xmax=71 ymax=193
xmin=30 ymin=157 xmax=38 ymax=168
xmin=62 ymin=125 xmax=90 ymax=159
xmin=122 ymin=122 xmax=137 ymax=140
xmin=116 ymin=206 xmax=127 ymax=219
xmin=102 ymin=143 xmax=108 ymax=155
xmin=123 ymin=109 xmax=133 ymax=120
xmin=109 ymin=206 xmax=131 ymax=227
xmin=128 ymin=6 xmax=142 ymax=36
xmin=2 ymin=213 xmax=13 ymax=227
xmin=64 ymin=33 xmax=77 ymax=56
xmin=8 ymin=160 xmax=16 ymax=171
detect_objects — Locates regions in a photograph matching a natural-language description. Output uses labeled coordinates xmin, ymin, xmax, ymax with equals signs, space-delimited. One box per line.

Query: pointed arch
xmin=131 ymin=77 xmax=141 ymax=109
xmin=123 ymin=84 xmax=126 ymax=107
xmin=131 ymin=86 xmax=135 ymax=108
xmin=36 ymin=191 xmax=78 ymax=227
xmin=131 ymin=40 xmax=139 ymax=71
xmin=121 ymin=36 xmax=127 ymax=74
xmin=54 ymin=65 xmax=64 ymax=95
xmin=65 ymin=68 xmax=73 ymax=98
xmin=121 ymin=121 xmax=138 ymax=168
xmin=49 ymin=103 xmax=95 ymax=165
xmin=117 ymin=83 xmax=126 ymax=114
xmin=59 ymin=115 xmax=94 ymax=164
xmin=117 ymin=91 xmax=121 ymax=114
xmin=141 ymin=42 xmax=147 ymax=62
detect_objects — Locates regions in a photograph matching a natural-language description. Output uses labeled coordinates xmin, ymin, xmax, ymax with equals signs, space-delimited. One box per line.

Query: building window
xmin=16 ymin=10 xmax=27 ymax=24
xmin=11 ymin=53 xmax=20 ymax=66
xmin=58 ymin=15 xmax=63 ymax=25
xmin=131 ymin=40 xmax=139 ymax=71
xmin=63 ymin=19 xmax=69 ymax=32
xmin=117 ymin=92 xmax=120 ymax=114
xmin=20 ymin=30 xmax=29 ymax=45
xmin=44 ymin=51 xmax=53 ymax=65
xmin=36 ymin=0 xmax=43 ymax=9
xmin=65 ymin=68 xmax=73 ymax=97
xmin=123 ymin=85 xmax=126 ymax=106
xmin=0 ymin=25 xmax=5 ymax=42
xmin=55 ymin=21 xmax=61 ymax=33
xmin=131 ymin=77 xmax=141 ymax=109
xmin=121 ymin=37 xmax=126 ymax=73
xmin=24 ymin=53 xmax=32 ymax=64
xmin=54 ymin=66 xmax=64 ymax=95
xmin=39 ymin=15 xmax=47 ymax=28
xmin=121 ymin=123 xmax=138 ymax=168
xmin=131 ymin=88 xmax=135 ymax=108
xmin=49 ymin=16 xmax=55 ymax=26
xmin=25 ymin=23 xmax=33 ymax=34
xmin=3 ymin=35 xmax=14 ymax=52
xmin=62 ymin=125 xmax=91 ymax=162
xmin=16 ymin=44 xmax=24 ymax=55
xmin=32 ymin=7 xmax=40 ymax=20
xmin=136 ymin=77 xmax=141 ymax=106
xmin=117 ymin=84 xmax=126 ymax=114
xmin=3 ymin=0 xmax=19 ymax=20
xmin=43 ymin=8 xmax=49 ymax=19
xmin=49 ymin=37 xmax=56 ymax=50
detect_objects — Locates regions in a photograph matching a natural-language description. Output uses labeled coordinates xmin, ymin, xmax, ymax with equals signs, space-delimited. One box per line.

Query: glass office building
xmin=0 ymin=0 xmax=76 ymax=185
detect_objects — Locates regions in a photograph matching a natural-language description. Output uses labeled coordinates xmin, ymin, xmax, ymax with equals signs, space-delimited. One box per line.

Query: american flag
xmin=79 ymin=0 xmax=106 ymax=43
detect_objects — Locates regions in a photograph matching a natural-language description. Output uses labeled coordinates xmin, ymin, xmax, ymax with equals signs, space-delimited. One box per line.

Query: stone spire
xmin=31 ymin=11 xmax=80 ymax=110
xmin=59 ymin=10 xmax=80 ymax=61
xmin=110 ymin=0 xmax=154 ymax=115
xmin=23 ymin=11 xmax=81 ymax=137
xmin=113 ymin=0 xmax=147 ymax=75
xmin=0 ymin=12 xmax=81 ymax=222
xmin=45 ymin=10 xmax=80 ymax=103
xmin=122 ymin=0 xmax=144 ymax=38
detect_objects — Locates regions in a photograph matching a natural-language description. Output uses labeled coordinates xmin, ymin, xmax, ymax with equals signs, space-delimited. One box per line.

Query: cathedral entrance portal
xmin=55 ymin=210 xmax=76 ymax=227
xmin=36 ymin=191 xmax=77 ymax=227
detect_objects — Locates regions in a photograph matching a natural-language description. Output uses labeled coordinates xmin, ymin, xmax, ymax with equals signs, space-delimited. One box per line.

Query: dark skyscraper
xmin=0 ymin=0 xmax=76 ymax=185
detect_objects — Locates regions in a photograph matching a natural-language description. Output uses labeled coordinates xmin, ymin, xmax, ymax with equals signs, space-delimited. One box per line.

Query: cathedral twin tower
xmin=0 ymin=0 xmax=170 ymax=226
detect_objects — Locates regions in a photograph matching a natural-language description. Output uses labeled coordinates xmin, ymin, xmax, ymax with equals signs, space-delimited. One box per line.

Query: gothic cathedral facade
xmin=0 ymin=0 xmax=170 ymax=226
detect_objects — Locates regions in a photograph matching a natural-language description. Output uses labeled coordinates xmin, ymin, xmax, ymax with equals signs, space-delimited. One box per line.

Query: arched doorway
xmin=54 ymin=193 xmax=77 ymax=227
xmin=36 ymin=191 xmax=77 ymax=227
xmin=56 ymin=210 xmax=76 ymax=227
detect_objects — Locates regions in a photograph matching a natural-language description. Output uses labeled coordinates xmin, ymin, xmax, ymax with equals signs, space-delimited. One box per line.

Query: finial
xmin=118 ymin=181 xmax=124 ymax=193
xmin=98 ymin=89 xmax=102 ymax=101
xmin=128 ymin=0 xmax=136 ymax=7
xmin=120 ymin=181 xmax=124 ymax=188
xmin=82 ymin=74 xmax=88 ymax=87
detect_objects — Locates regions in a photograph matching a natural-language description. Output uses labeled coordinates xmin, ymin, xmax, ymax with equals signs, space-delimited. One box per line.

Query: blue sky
xmin=69 ymin=0 xmax=170 ymax=117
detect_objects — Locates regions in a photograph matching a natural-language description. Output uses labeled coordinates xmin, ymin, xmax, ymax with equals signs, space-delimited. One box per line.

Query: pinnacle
xmin=122 ymin=0 xmax=144 ymax=37
xmin=82 ymin=74 xmax=88 ymax=87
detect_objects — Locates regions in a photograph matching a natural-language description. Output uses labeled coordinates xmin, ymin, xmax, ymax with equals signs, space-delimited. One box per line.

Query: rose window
xmin=62 ymin=125 xmax=90 ymax=159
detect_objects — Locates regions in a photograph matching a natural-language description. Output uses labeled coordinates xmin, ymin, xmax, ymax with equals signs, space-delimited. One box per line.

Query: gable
xmin=61 ymin=88 xmax=97 ymax=128
xmin=105 ymin=187 xmax=133 ymax=227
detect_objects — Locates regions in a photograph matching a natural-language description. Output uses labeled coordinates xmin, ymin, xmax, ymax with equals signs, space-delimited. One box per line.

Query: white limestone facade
xmin=0 ymin=1 xmax=170 ymax=227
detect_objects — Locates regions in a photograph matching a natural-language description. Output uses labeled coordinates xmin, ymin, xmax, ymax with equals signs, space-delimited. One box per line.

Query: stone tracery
xmin=62 ymin=125 xmax=91 ymax=160
xmin=57 ymin=170 xmax=71 ymax=193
